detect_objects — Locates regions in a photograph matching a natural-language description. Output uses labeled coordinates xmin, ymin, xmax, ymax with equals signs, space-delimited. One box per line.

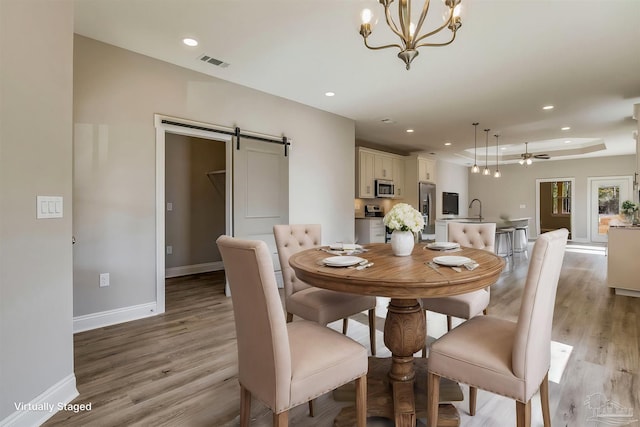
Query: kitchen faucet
xmin=469 ymin=198 xmax=482 ymax=221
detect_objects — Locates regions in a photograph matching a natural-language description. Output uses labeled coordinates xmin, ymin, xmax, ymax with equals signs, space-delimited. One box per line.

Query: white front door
xmin=233 ymin=137 xmax=289 ymax=276
xmin=589 ymin=176 xmax=633 ymax=243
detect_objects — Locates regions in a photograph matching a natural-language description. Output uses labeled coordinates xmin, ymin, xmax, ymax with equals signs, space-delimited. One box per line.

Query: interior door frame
xmin=154 ymin=115 xmax=233 ymax=313
xmin=535 ymin=177 xmax=575 ymax=240
xmin=587 ymin=175 xmax=633 ymax=243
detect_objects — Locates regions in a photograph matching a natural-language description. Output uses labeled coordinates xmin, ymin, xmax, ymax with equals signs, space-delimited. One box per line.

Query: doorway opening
xmin=536 ymin=178 xmax=574 ymax=240
xmin=155 ymin=116 xmax=233 ymax=313
xmin=587 ymin=176 xmax=633 ymax=243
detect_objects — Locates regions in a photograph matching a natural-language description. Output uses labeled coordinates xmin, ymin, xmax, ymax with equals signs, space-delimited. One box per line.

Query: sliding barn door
xmin=233 ymin=138 xmax=289 ymax=274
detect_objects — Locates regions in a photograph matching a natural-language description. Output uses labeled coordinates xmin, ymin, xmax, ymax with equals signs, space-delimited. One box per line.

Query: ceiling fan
xmin=519 ymin=142 xmax=550 ymax=165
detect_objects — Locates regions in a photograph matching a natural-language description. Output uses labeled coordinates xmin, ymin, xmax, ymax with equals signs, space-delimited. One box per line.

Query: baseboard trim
xmin=614 ymin=288 xmax=640 ymax=298
xmin=165 ymin=261 xmax=223 ymax=278
xmin=0 ymin=374 xmax=78 ymax=427
xmin=73 ymin=302 xmax=158 ymax=333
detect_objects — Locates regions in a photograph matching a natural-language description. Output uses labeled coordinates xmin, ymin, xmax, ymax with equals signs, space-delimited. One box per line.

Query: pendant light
xmin=482 ymin=129 xmax=491 ymax=175
xmin=494 ymin=134 xmax=501 ymax=178
xmin=471 ymin=123 xmax=480 ymax=173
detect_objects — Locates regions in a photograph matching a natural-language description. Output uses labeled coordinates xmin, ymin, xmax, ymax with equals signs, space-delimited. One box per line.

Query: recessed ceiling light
xmin=561 ymin=126 xmax=571 ymax=131
xmin=501 ymin=147 xmax=507 ymax=150
xmin=406 ymin=129 xmax=414 ymax=133
xmin=543 ymin=105 xmax=554 ymax=110
xmin=325 ymin=92 xmax=335 ymax=97
xmin=565 ymin=140 xmax=572 ymax=143
xmin=182 ymin=38 xmax=198 ymax=47
xmin=444 ymin=142 xmax=452 ymax=146
xmin=381 ymin=118 xmax=395 ymax=124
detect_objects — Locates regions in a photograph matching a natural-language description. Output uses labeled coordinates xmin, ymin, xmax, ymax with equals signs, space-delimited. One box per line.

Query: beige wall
xmin=468 ymin=155 xmax=636 ymax=240
xmin=165 ymin=134 xmax=226 ymax=268
xmin=0 ymin=0 xmax=76 ymax=422
xmin=73 ymin=35 xmax=355 ymax=317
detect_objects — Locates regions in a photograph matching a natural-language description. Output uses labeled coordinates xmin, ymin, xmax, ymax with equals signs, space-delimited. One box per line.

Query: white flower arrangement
xmin=383 ymin=203 xmax=425 ymax=233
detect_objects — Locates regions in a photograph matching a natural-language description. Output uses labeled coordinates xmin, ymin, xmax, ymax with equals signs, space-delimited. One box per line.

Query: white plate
xmin=432 ymin=256 xmax=474 ymax=267
xmin=426 ymin=242 xmax=460 ymax=250
xmin=322 ymin=256 xmax=366 ymax=267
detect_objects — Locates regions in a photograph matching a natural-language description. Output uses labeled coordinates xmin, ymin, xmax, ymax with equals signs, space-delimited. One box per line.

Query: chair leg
xmin=422 ymin=309 xmax=428 ymax=358
xmin=446 ymin=315 xmax=452 ymax=331
xmin=240 ymin=385 xmax=251 ymax=427
xmin=540 ymin=373 xmax=551 ymax=427
xmin=355 ymin=374 xmax=367 ymax=427
xmin=286 ymin=312 xmax=293 ymax=323
xmin=469 ymin=386 xmax=477 ymax=416
xmin=368 ymin=308 xmax=376 ymax=356
xmin=427 ymin=372 xmax=440 ymax=427
xmin=308 ymin=399 xmax=314 ymax=417
xmin=516 ymin=400 xmax=531 ymax=427
xmin=273 ymin=410 xmax=288 ymax=427
xmin=342 ymin=318 xmax=349 ymax=335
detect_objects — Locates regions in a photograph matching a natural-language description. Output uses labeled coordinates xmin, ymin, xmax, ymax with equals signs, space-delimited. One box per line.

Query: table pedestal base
xmin=333 ymin=357 xmax=462 ymax=427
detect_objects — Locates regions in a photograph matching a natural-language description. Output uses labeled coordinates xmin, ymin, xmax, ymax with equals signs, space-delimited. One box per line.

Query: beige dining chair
xmin=427 ymin=228 xmax=568 ymax=427
xmin=274 ymin=224 xmax=377 ymax=355
xmin=421 ymin=222 xmax=496 ymax=344
xmin=216 ymin=235 xmax=368 ymax=427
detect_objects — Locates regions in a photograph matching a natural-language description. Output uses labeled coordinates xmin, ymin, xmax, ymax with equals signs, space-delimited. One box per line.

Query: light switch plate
xmin=37 ymin=196 xmax=63 ymax=219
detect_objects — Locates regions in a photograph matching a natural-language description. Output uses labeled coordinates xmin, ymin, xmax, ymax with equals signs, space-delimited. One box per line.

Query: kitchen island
xmin=607 ymin=225 xmax=640 ymax=296
xmin=435 ymin=218 xmax=530 ymax=242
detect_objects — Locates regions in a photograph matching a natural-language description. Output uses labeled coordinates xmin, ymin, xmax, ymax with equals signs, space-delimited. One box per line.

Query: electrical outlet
xmin=166 ymin=245 xmax=173 ymax=255
xmin=520 ymin=204 xmax=526 ymax=209
xmin=99 ymin=273 xmax=110 ymax=287
xmin=167 ymin=202 xmax=173 ymax=211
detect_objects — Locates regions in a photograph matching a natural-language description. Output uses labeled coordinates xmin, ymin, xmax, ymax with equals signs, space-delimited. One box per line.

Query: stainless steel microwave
xmin=375 ymin=179 xmax=395 ymax=198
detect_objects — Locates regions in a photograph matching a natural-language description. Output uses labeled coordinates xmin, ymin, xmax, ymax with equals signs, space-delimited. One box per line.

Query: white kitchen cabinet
xmin=374 ymin=155 xmax=394 ymax=180
xmin=355 ymin=218 xmax=386 ymax=244
xmin=356 ymin=147 xmax=405 ymax=199
xmin=418 ymin=157 xmax=436 ymax=182
xmin=393 ymin=158 xmax=405 ymax=198
xmin=357 ymin=149 xmax=375 ymax=198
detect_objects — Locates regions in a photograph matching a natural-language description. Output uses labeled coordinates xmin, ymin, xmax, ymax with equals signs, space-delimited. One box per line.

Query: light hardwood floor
xmin=44 ymin=243 xmax=639 ymax=427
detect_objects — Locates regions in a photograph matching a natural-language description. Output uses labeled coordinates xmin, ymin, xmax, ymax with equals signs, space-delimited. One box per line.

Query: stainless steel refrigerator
xmin=419 ymin=182 xmax=436 ymax=236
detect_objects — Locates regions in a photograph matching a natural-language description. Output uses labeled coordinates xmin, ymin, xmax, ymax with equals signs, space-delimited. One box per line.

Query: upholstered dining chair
xmin=427 ymin=228 xmax=568 ymax=427
xmin=216 ymin=235 xmax=368 ymax=427
xmin=421 ymin=222 xmax=497 ymax=340
xmin=274 ymin=224 xmax=377 ymax=355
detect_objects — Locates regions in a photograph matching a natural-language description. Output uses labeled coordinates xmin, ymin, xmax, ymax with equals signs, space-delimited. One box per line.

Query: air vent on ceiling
xmin=198 ymin=54 xmax=230 ymax=68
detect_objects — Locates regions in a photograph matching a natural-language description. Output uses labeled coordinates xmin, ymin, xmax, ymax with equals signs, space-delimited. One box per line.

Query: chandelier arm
xmin=363 ymin=37 xmax=404 ymax=51
xmin=398 ymin=0 xmax=411 ymax=42
xmin=383 ymin=3 xmax=407 ymax=42
xmin=412 ymin=0 xmax=432 ymax=45
xmin=416 ymin=30 xmax=457 ymax=48
xmin=413 ymin=17 xmax=453 ymax=44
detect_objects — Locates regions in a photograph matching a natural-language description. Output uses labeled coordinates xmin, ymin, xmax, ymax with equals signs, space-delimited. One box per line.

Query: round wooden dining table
xmin=289 ymin=242 xmax=505 ymax=427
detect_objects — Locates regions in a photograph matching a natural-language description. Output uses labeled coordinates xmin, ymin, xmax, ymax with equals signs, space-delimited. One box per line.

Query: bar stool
xmin=514 ymin=225 xmax=529 ymax=255
xmin=495 ymin=227 xmax=515 ymax=261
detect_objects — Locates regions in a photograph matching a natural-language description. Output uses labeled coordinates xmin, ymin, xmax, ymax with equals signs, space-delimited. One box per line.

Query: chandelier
xmin=359 ymin=0 xmax=462 ymax=70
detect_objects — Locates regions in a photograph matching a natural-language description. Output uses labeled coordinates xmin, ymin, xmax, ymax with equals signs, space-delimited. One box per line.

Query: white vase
xmin=391 ymin=230 xmax=415 ymax=256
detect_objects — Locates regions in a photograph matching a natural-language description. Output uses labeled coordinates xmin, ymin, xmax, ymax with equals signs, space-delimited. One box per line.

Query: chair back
xmin=216 ymin=235 xmax=292 ymax=412
xmin=512 ymin=228 xmax=568 ymax=397
xmin=273 ymin=224 xmax=321 ymax=297
xmin=447 ymin=222 xmax=496 ymax=252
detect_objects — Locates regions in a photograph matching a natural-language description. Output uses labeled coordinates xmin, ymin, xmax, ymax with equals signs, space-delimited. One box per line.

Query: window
xmin=552 ymin=181 xmax=571 ymax=215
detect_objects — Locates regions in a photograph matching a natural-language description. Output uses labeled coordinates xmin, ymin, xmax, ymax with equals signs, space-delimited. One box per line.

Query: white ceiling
xmin=73 ymin=0 xmax=640 ymax=165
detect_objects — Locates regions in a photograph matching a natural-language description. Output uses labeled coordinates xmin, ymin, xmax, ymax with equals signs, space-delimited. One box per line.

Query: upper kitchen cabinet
xmin=357 ymin=148 xmax=376 ymax=198
xmin=374 ymin=155 xmax=393 ymax=180
xmin=418 ymin=156 xmax=437 ymax=182
xmin=356 ymin=147 xmax=406 ymax=199
xmin=393 ymin=157 xmax=405 ymax=198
